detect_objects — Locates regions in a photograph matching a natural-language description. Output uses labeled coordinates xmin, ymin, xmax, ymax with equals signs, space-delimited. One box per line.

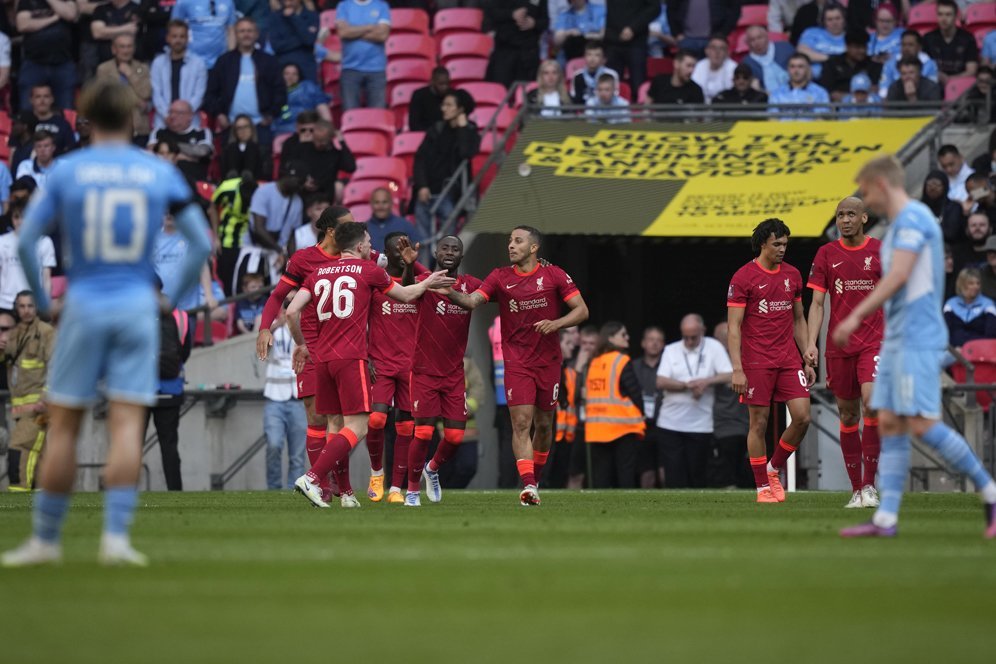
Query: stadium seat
xmin=432 ymin=8 xmax=484 ymax=37
xmin=0 ymin=137 xmax=9 ymax=163
xmin=196 ymin=181 xmax=216 ymax=202
xmin=458 ymin=81 xmax=508 ymax=108
xmin=0 ymin=111 xmax=10 ymax=136
xmin=945 ymin=75 xmax=976 ymax=100
xmin=737 ymin=4 xmax=767 ymax=27
xmin=972 ymin=25 xmax=992 ymax=49
xmin=386 ymin=33 xmax=435 ymax=63
xmin=965 ymin=2 xmax=996 ymax=29
xmin=637 ymin=81 xmax=652 ymax=104
xmin=513 ymin=81 xmax=538 ymax=108
xmin=194 ymin=314 xmax=232 ymax=346
xmin=472 ymin=132 xmax=496 ymax=194
xmin=62 ymin=108 xmax=77 ymax=128
xmin=349 ymin=203 xmax=373 ymax=222
xmin=951 ymin=339 xmax=996 ymax=410
xmin=646 ymin=57 xmax=673 ymax=79
xmin=271 ymin=133 xmax=292 ymax=179
xmin=392 ymin=131 xmax=425 ymax=173
xmin=319 ymin=9 xmax=336 ymax=31
xmin=342 ymin=131 xmax=390 ymax=158
xmin=439 ymin=32 xmax=494 ymax=65
xmin=565 ymin=57 xmax=587 ymax=82
xmin=343 ymin=179 xmax=400 ymax=207
xmin=389 ymin=81 xmax=426 ymax=129
xmin=341 ymin=108 xmax=396 ymax=144
xmin=618 ymin=81 xmax=632 ymax=101
xmin=470 ymin=106 xmax=517 ymax=132
xmin=390 ymin=8 xmax=430 ymax=35
xmin=445 ymin=58 xmax=488 ymax=86
xmin=387 ymin=58 xmax=434 ymax=97
xmin=50 ymin=275 xmax=67 ymax=299
xmin=352 ymin=156 xmax=408 ymax=189
xmin=908 ymin=3 xmax=939 ymax=33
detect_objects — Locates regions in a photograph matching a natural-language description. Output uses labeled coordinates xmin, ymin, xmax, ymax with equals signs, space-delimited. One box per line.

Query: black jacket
xmin=282 ymin=140 xmax=356 ymax=197
xmin=413 ymin=120 xmax=481 ymax=195
xmin=220 ymin=141 xmax=265 ymax=181
xmin=791 ymin=1 xmax=823 ymax=46
xmin=408 ymin=85 xmax=445 ymax=132
xmin=713 ymin=87 xmax=768 ymax=104
xmin=486 ymin=0 xmax=548 ymax=50
xmin=205 ymin=49 xmax=287 ymax=120
xmin=668 ymin=0 xmax=740 ymax=39
xmin=605 ymin=0 xmax=660 ymax=43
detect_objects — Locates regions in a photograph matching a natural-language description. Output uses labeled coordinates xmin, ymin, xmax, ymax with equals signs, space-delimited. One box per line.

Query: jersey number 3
xmin=82 ymin=189 xmax=148 ymax=262
xmin=315 ymin=276 xmax=356 ymax=321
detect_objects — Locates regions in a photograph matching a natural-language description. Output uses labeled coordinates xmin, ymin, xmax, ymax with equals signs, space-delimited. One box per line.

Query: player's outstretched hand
xmin=398 ymin=237 xmax=420 ymax=265
xmin=803 ymin=345 xmax=819 ymax=368
xmin=831 ymin=316 xmax=859 ymax=349
xmin=804 ymin=365 xmax=817 ymax=387
xmin=292 ymin=345 xmax=310 ymax=373
xmin=534 ymin=319 xmax=559 ymax=335
xmin=731 ymin=369 xmax=747 ymax=395
xmin=424 ymin=270 xmax=457 ymax=290
xmin=256 ymin=328 xmax=273 ymax=361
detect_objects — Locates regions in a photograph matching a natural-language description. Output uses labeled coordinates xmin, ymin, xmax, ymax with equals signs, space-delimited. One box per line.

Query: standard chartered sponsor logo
xmin=436 ymin=301 xmax=447 ymax=315
xmin=381 ymin=301 xmax=391 ymax=315
xmin=841 ymin=279 xmax=875 ymax=292
xmin=759 ymin=299 xmax=768 ymax=314
xmin=835 ymin=278 xmax=843 ymax=295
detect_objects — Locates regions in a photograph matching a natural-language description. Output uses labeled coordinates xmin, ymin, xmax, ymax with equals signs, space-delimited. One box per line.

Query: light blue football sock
xmin=921 ymin=423 xmax=994 ymax=490
xmin=33 ymin=491 xmax=71 ymax=544
xmin=874 ymin=434 xmax=911 ymax=528
xmin=103 ymin=486 xmax=139 ymax=536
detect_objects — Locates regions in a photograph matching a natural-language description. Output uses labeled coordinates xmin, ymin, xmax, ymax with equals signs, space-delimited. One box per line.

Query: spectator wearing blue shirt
xmin=0 ymin=161 xmax=12 ymax=214
xmin=742 ymin=25 xmax=792 ymax=93
xmin=841 ymin=72 xmax=883 ymax=117
xmin=273 ymin=63 xmax=332 ymax=135
xmin=554 ymin=0 xmax=606 ymax=61
xmin=267 ymin=0 xmax=319 ymax=84
xmin=151 ymin=20 xmax=209 ymax=130
xmin=768 ymin=53 xmax=831 ymax=115
xmin=585 ymin=73 xmax=630 ymax=124
xmin=944 ymin=267 xmax=996 ymax=349
xmin=983 ymin=30 xmax=996 ymax=67
xmin=797 ymin=3 xmax=846 ymax=79
xmin=336 ymin=0 xmax=391 ymax=110
xmin=171 ymin=0 xmax=237 ymax=69
xmin=879 ymin=30 xmax=939 ymax=98
xmin=364 ymin=187 xmax=420 ymax=253
xmin=648 ymin=2 xmax=676 ymax=58
xmin=569 ymin=40 xmax=619 ymax=104
xmin=868 ymin=4 xmax=902 ymax=63
xmin=235 ymin=272 xmax=267 ymax=334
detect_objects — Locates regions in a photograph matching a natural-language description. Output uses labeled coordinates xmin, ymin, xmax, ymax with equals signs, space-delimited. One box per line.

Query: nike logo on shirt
xmin=506 ymin=283 xmax=518 ymax=289
xmin=758 ymin=284 xmax=767 ymax=289
xmin=832 ymin=262 xmax=844 ymax=268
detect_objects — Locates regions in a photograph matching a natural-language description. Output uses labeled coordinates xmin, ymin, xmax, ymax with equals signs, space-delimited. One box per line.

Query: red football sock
xmin=307 ymin=429 xmax=358 ymax=495
xmin=516 ymin=459 xmax=536 ymax=488
xmin=407 ymin=425 xmax=433 ymax=493
xmin=392 ymin=422 xmax=413 ymax=489
xmin=533 ymin=450 xmax=549 ymax=486
xmin=750 ymin=456 xmax=770 ymax=490
xmin=769 ymin=439 xmax=798 ymax=470
xmin=839 ymin=424 xmax=863 ymax=491
xmin=428 ymin=428 xmax=464 ymax=472
xmin=862 ymin=418 xmax=880 ymax=486
xmin=366 ymin=412 xmax=387 ymax=472
xmin=305 ymin=426 xmax=330 ymax=493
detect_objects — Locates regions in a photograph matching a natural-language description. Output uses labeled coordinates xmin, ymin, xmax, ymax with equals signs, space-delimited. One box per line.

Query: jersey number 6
xmin=315 ymin=276 xmax=357 ymax=321
xmin=82 ymin=189 xmax=148 ymax=262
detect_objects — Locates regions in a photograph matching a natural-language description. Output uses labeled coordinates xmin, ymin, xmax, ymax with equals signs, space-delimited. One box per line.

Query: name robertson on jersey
xmin=317 ymin=264 xmax=365 ymax=276
xmin=509 ymin=296 xmax=549 ymax=313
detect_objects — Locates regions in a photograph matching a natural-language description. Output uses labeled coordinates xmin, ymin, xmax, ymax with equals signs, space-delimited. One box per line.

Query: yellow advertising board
xmin=470 ymin=117 xmax=932 ymax=237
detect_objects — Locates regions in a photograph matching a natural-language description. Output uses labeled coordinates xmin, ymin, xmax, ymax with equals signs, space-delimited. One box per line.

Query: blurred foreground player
xmin=806 ymin=197 xmax=883 ymax=509
xmin=2 ymin=80 xmax=211 ymax=567
xmin=441 ymin=226 xmax=589 ymax=506
xmin=835 ymin=156 xmax=996 ymax=538
xmin=727 ymin=219 xmax=815 ymax=504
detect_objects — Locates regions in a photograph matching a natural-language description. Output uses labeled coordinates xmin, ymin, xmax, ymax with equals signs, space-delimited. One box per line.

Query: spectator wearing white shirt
xmin=938 ymin=144 xmax=974 ymax=203
xmin=654 ymin=313 xmax=733 ymax=488
xmin=0 ymin=201 xmax=55 ymax=312
xmin=14 ymin=131 xmax=57 ymax=190
xmin=692 ymin=35 xmax=737 ymax=103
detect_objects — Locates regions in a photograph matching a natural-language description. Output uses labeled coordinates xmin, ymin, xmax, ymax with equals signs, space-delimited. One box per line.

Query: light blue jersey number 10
xmin=82 ymin=188 xmax=148 ymax=263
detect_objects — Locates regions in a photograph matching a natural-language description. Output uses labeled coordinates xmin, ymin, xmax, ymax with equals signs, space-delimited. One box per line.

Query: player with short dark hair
xmin=806 ymin=197 xmax=883 ymax=508
xmin=441 ymin=226 xmax=589 ymax=506
xmin=287 ymin=222 xmax=453 ymax=508
xmin=403 ymin=235 xmax=483 ymax=507
xmin=366 ymin=230 xmax=423 ymax=504
xmin=727 ymin=218 xmax=815 ymax=504
xmin=2 ymin=79 xmax=212 ymax=567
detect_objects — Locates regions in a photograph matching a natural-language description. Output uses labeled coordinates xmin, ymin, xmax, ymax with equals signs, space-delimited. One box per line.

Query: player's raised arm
xmin=386 ymin=270 xmax=456 ymax=303
xmin=446 ymin=288 xmax=487 ymax=310
xmin=169 ymin=202 xmax=213 ymax=309
xmin=534 ymin=293 xmax=589 ymax=335
xmin=726 ymin=305 xmax=746 ymax=394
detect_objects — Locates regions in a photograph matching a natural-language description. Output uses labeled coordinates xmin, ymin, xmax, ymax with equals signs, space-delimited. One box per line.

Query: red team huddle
xmin=257 ymin=214 xmax=588 ymax=508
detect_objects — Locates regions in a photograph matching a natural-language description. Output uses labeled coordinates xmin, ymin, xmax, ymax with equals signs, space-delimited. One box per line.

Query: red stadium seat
xmin=392 ymin=131 xmax=425 ymax=173
xmin=196 ymin=180 xmax=216 ymax=202
xmin=618 ymin=81 xmax=632 ymax=101
xmin=458 ymin=81 xmax=508 ymax=107
xmin=342 ymin=131 xmax=390 ymax=158
xmin=646 ymin=57 xmax=673 ymax=79
xmin=319 ymin=9 xmax=336 ymax=31
xmin=951 ymin=339 xmax=996 ymax=410
xmin=514 ymin=81 xmax=538 ymax=108
xmin=341 ymin=108 xmax=396 ymax=144
xmin=271 ymin=133 xmax=292 ymax=179
xmin=737 ymin=4 xmax=768 ymax=28
xmin=50 ymin=276 xmax=67 ymax=299
xmin=387 ymin=58 xmax=434 ymax=98
xmin=194 ymin=315 xmax=232 ymax=346
xmin=445 ymin=58 xmax=488 ymax=86
xmin=386 ymin=33 xmax=435 ymax=63
xmin=352 ymin=156 xmax=408 ymax=189
xmin=565 ymin=57 xmax=586 ymax=82
xmin=945 ymin=75 xmax=976 ymax=100
xmin=390 ymin=81 xmax=426 ymax=129
xmin=343 ymin=179 xmax=400 ymax=207
xmin=390 ymin=8 xmax=430 ymax=35
xmin=965 ymin=2 xmax=996 ymax=29
xmin=62 ymin=108 xmax=77 ymax=128
xmin=439 ymin=32 xmax=494 ymax=65
xmin=974 ymin=26 xmax=991 ymax=49
xmin=0 ymin=137 xmax=9 ymax=163
xmin=470 ymin=106 xmax=517 ymax=132
xmin=0 ymin=111 xmax=10 ymax=136
xmin=908 ymin=3 xmax=939 ymax=33
xmin=637 ymin=81 xmax=651 ymax=104
xmin=472 ymin=132 xmax=497 ymax=194
xmin=432 ymin=8 xmax=483 ymax=37
xmin=349 ymin=203 xmax=373 ymax=222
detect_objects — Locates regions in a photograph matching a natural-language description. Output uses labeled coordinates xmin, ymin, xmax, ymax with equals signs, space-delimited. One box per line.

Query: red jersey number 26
xmin=315 ymin=276 xmax=356 ymax=321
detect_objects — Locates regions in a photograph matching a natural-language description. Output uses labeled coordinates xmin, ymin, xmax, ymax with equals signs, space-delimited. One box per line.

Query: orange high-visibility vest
xmin=584 ymin=351 xmax=646 ymax=443
xmin=555 ymin=366 xmax=578 ymax=443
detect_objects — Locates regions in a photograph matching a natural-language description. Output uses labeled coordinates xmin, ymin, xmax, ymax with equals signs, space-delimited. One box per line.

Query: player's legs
xmin=745 ymin=405 xmax=775 ymax=498
xmin=857 ymin=350 xmax=882 ymax=495
xmin=301 ymin=395 xmax=335 ymax=499
xmin=510 ymin=404 xmax=538 ymax=484
xmin=836 ymin=396 xmax=864 ymax=496
xmin=424 ymin=416 xmax=466 ymax=503
xmin=389 ymin=411 xmax=413 ymax=503
xmin=366 ymin=396 xmax=392 ymax=501
xmin=770 ymin=396 xmax=811 ymax=468
xmin=529 ymin=365 xmax=560 ymax=484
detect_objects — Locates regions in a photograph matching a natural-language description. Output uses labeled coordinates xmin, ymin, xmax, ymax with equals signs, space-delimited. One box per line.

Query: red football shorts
xmin=504 ymin=363 xmax=561 ymax=412
xmin=742 ymin=366 xmax=810 ymax=406
xmin=371 ymin=369 xmax=413 ymax=412
xmin=411 ymin=370 xmax=467 ymax=421
xmin=296 ymin=359 xmax=316 ymax=399
xmin=826 ymin=349 xmax=879 ymax=401
xmin=316 ymin=359 xmax=372 ymax=416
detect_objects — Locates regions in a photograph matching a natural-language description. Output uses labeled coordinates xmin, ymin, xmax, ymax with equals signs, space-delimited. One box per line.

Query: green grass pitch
xmin=1 ymin=490 xmax=993 ymax=663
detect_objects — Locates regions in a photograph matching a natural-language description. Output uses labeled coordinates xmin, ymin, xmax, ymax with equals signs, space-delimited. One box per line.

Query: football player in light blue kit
xmin=833 ymin=155 xmax=996 ymax=538
xmin=2 ymin=81 xmax=212 ymax=567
